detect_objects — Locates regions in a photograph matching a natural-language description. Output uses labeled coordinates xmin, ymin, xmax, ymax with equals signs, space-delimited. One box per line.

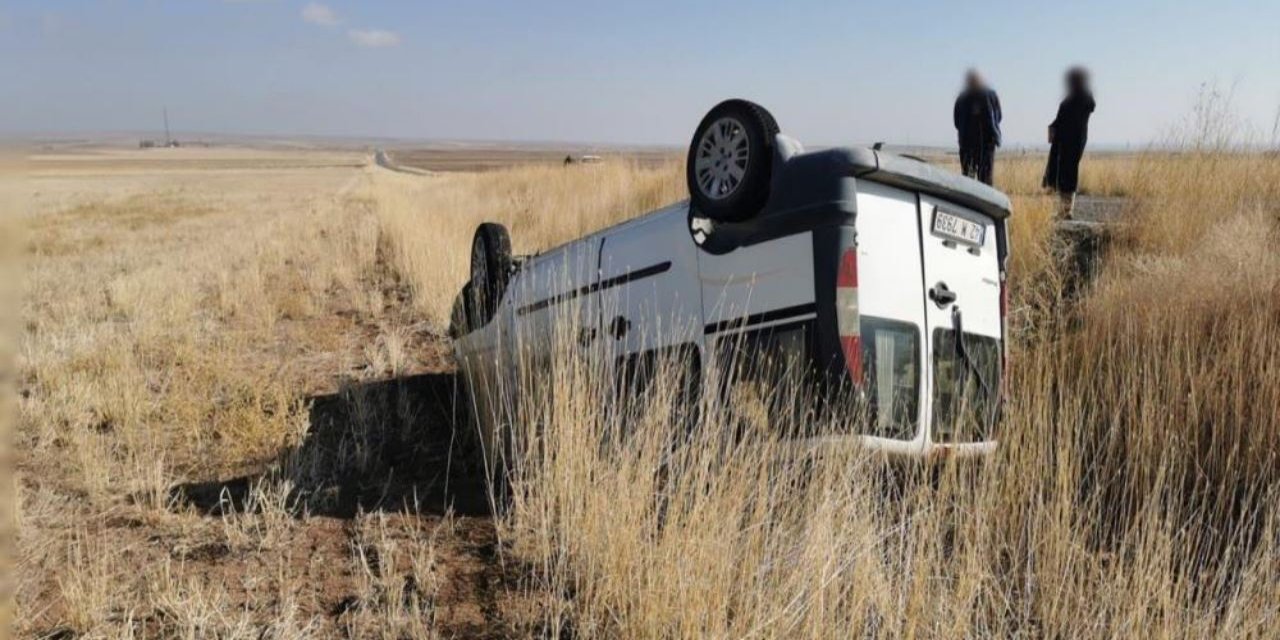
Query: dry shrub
xmin=340 ymin=511 xmax=443 ymax=638
xmin=55 ymin=532 xmax=117 ymax=633
xmin=1061 ymin=108 xmax=1280 ymax=526
xmin=1004 ymin=192 xmax=1065 ymax=338
xmin=1124 ymin=151 xmax=1280 ymax=254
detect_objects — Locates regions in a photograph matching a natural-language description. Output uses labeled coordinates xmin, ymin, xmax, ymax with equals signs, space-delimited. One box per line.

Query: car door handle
xmin=929 ymin=282 xmax=957 ymax=308
xmin=608 ymin=316 xmax=631 ymax=340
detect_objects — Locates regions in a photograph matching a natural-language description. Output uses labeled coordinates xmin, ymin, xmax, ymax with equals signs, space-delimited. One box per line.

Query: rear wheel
xmin=468 ymin=223 xmax=512 ymax=327
xmin=686 ymin=100 xmax=779 ymax=223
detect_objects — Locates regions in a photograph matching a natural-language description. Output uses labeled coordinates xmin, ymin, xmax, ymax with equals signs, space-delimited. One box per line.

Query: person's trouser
xmin=960 ymin=144 xmax=995 ymax=185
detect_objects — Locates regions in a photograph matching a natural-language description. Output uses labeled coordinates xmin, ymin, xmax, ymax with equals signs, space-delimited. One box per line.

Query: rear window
xmin=859 ymin=317 xmax=921 ymax=440
xmin=932 ymin=329 xmax=1001 ymax=442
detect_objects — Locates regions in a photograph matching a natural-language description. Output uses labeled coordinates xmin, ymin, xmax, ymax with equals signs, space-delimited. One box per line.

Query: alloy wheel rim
xmin=693 ymin=117 xmax=750 ymax=201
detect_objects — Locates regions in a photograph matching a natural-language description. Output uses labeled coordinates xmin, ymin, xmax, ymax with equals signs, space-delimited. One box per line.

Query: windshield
xmin=932 ymin=329 xmax=1001 ymax=443
xmin=859 ymin=317 xmax=921 ymax=440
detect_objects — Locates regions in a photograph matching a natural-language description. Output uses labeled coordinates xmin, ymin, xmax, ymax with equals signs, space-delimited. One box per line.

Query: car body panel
xmin=598 ymin=204 xmax=704 ymax=361
xmin=698 ymin=230 xmax=816 ymax=334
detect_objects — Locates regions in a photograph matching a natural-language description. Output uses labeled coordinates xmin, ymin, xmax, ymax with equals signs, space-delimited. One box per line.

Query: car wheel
xmin=468 ymin=223 xmax=512 ymax=326
xmin=686 ymin=99 xmax=780 ymax=223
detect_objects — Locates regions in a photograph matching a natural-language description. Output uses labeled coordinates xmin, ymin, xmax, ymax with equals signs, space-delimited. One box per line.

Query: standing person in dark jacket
xmin=953 ymin=69 xmax=1003 ymax=185
xmin=1044 ymin=67 xmax=1096 ymax=219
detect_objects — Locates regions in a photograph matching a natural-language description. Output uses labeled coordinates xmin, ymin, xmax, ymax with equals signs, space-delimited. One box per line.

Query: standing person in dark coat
xmin=953 ymin=69 xmax=1003 ymax=185
xmin=1044 ymin=67 xmax=1096 ymax=219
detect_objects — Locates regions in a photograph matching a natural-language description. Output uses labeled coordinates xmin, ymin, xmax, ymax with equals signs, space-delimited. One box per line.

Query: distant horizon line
xmin=9 ymin=128 xmax=1267 ymax=154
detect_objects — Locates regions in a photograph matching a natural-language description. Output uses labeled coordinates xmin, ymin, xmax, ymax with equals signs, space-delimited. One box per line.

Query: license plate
xmin=932 ymin=208 xmax=985 ymax=246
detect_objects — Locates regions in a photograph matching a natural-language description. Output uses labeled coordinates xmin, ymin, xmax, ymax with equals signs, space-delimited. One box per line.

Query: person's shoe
xmin=1058 ymin=194 xmax=1076 ymax=220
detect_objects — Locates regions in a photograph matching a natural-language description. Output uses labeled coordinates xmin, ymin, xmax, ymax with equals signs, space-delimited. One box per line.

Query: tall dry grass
xmin=1 ymin=153 xmax=22 ymax=635
xmin=366 ymin=131 xmax=1280 ymax=635
xmin=13 ymin=159 xmax=457 ymax=637
xmin=20 ymin=190 xmax=381 ymax=480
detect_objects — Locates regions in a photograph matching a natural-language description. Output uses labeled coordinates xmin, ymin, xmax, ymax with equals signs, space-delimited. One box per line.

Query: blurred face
xmin=1067 ymin=69 xmax=1089 ymax=93
xmin=965 ymin=71 xmax=983 ymax=91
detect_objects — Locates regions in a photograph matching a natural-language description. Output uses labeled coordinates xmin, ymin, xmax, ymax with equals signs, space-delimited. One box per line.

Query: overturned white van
xmin=451 ymin=100 xmax=1011 ymax=461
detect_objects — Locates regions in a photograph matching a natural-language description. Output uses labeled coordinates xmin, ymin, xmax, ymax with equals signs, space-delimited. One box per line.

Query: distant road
xmin=373 ymin=148 xmax=433 ymax=176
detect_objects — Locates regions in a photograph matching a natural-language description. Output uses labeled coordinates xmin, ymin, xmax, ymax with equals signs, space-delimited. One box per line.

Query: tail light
xmin=837 ymin=248 xmax=862 ymax=385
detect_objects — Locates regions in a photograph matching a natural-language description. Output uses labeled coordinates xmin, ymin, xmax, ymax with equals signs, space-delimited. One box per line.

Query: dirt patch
xmin=160 ymin=339 xmax=529 ymax=636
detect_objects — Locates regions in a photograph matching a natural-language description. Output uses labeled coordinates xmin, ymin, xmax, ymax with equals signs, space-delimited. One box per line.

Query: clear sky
xmin=3 ymin=0 xmax=1278 ymax=147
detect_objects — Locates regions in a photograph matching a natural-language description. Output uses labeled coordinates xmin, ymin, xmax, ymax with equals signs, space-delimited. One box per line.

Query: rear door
xmin=852 ymin=181 xmax=929 ymax=449
xmin=918 ymin=195 xmax=1002 ymax=443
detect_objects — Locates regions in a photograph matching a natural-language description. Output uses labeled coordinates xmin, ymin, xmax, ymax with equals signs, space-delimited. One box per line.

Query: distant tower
xmin=163 ymin=107 xmax=172 ymax=146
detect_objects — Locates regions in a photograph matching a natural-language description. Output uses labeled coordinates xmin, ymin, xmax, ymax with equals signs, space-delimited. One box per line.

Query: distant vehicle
xmin=452 ymin=100 xmax=1011 ymax=465
xmin=563 ymin=154 xmax=604 ymax=165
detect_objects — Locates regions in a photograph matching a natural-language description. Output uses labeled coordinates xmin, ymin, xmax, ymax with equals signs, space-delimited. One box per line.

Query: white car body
xmin=453 ymin=141 xmax=1012 ymax=461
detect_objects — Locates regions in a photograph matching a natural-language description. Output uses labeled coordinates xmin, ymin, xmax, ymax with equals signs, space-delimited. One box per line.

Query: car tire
xmin=468 ymin=222 xmax=512 ymax=326
xmin=686 ymin=99 xmax=780 ymax=223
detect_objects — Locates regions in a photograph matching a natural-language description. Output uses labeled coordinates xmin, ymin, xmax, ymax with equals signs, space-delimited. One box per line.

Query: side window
xmin=613 ymin=345 xmax=701 ymax=433
xmin=858 ymin=318 xmax=921 ymax=440
xmin=713 ymin=321 xmax=816 ymax=434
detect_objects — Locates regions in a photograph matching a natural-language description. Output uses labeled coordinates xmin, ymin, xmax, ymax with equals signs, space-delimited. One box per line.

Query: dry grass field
xmin=386 ymin=147 xmax=675 ymax=174
xmin=388 ymin=146 xmax=573 ymax=173
xmin=16 ymin=147 xmax=518 ymax=638
xmin=12 ymin=124 xmax=1280 ymax=638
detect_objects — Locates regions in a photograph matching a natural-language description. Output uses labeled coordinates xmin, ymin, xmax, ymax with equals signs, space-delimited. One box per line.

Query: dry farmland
xmin=385 ymin=146 xmax=676 ymax=173
xmin=16 ymin=146 xmax=520 ymax=638
xmin=12 ymin=135 xmax=1280 ymax=638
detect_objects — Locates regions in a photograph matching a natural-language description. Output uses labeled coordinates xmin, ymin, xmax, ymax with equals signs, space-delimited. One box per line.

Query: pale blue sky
xmin=3 ymin=1 xmax=1278 ymax=146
